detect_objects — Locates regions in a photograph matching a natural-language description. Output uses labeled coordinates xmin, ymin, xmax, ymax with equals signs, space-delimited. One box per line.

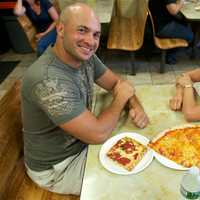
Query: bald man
xmin=21 ymin=3 xmax=149 ymax=195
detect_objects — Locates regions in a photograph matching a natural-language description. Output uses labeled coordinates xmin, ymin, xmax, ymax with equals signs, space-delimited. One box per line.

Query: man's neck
xmin=53 ymin=43 xmax=82 ymax=69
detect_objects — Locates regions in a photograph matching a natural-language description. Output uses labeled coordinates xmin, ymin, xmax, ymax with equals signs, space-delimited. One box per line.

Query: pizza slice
xmin=106 ymin=137 xmax=147 ymax=171
xmin=148 ymin=126 xmax=200 ymax=168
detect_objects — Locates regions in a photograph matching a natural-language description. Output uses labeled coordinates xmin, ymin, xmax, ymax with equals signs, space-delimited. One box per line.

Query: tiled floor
xmin=0 ymin=46 xmax=199 ymax=99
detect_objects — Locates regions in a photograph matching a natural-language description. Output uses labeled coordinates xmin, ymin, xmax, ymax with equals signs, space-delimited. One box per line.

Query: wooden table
xmin=57 ymin=0 xmax=115 ymax=23
xmin=181 ymin=1 xmax=200 ymax=21
xmin=181 ymin=1 xmax=200 ymax=57
xmin=80 ymin=84 xmax=200 ymax=200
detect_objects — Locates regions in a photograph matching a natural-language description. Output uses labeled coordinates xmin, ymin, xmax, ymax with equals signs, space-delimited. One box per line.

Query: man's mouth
xmin=78 ymin=45 xmax=93 ymax=54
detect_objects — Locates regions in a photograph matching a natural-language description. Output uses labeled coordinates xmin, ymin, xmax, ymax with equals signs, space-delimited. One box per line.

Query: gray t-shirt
xmin=21 ymin=48 xmax=107 ymax=171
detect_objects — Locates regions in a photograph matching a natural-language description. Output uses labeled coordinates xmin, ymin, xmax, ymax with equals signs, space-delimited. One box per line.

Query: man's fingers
xmin=129 ymin=109 xmax=136 ymax=119
xmin=132 ymin=112 xmax=148 ymax=128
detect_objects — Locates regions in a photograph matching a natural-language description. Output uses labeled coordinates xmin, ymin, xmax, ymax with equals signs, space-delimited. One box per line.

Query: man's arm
xmin=96 ymin=68 xmax=149 ymax=128
xmin=128 ymin=96 xmax=149 ymax=128
xmin=60 ymin=76 xmax=134 ymax=144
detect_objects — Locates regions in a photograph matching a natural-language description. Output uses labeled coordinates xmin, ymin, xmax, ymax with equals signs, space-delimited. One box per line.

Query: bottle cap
xmin=189 ymin=166 xmax=200 ymax=175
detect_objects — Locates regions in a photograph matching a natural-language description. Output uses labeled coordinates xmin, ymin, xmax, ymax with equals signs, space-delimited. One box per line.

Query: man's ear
xmin=56 ymin=22 xmax=64 ymax=38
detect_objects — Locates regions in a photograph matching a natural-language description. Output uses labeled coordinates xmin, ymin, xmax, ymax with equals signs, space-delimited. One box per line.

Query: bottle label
xmin=180 ymin=185 xmax=200 ymax=199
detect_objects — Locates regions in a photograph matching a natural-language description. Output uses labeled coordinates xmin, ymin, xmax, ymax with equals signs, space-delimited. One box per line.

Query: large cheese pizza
xmin=106 ymin=136 xmax=147 ymax=171
xmin=148 ymin=125 xmax=200 ymax=168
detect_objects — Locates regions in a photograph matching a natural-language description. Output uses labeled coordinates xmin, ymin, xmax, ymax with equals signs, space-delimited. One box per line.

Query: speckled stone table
xmin=58 ymin=0 xmax=115 ymax=23
xmin=181 ymin=1 xmax=200 ymax=21
xmin=80 ymin=84 xmax=200 ymax=200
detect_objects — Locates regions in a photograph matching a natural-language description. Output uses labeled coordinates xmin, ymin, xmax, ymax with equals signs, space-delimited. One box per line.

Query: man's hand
xmin=129 ymin=107 xmax=149 ymax=128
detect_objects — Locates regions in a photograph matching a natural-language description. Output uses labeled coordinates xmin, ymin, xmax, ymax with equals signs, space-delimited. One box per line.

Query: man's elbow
xmin=91 ymin=132 xmax=109 ymax=144
xmin=88 ymin=128 xmax=112 ymax=144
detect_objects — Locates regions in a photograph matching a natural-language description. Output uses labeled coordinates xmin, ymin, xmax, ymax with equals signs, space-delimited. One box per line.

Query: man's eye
xmin=94 ymin=33 xmax=100 ymax=39
xmin=78 ymin=28 xmax=86 ymax=33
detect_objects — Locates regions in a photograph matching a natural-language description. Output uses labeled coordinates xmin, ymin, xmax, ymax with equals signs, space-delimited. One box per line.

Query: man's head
xmin=56 ymin=3 xmax=101 ymax=66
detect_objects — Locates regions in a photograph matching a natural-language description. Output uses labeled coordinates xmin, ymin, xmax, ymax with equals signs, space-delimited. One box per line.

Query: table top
xmin=80 ymin=84 xmax=200 ymax=200
xmin=57 ymin=0 xmax=115 ymax=23
xmin=181 ymin=1 xmax=200 ymax=21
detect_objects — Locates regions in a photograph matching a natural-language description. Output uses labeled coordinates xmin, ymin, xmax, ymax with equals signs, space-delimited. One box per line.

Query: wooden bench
xmin=17 ymin=15 xmax=37 ymax=51
xmin=148 ymin=8 xmax=189 ymax=73
xmin=107 ymin=0 xmax=148 ymax=75
xmin=0 ymin=81 xmax=79 ymax=200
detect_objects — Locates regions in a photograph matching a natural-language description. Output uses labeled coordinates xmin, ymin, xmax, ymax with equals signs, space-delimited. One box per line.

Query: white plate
xmin=153 ymin=151 xmax=188 ymax=170
xmin=150 ymin=124 xmax=197 ymax=170
xmin=99 ymin=132 xmax=154 ymax=175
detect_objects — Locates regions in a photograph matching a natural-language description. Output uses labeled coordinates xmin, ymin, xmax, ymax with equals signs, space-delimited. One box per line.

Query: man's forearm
xmin=128 ymin=95 xmax=144 ymax=110
xmin=97 ymin=96 xmax=129 ymax=136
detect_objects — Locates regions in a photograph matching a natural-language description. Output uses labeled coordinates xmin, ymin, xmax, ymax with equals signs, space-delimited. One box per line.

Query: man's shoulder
xmin=22 ymin=50 xmax=58 ymax=87
xmin=87 ymin=54 xmax=104 ymax=66
xmin=28 ymin=51 xmax=55 ymax=72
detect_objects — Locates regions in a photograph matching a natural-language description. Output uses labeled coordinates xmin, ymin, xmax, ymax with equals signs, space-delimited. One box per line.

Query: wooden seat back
xmin=148 ymin=8 xmax=189 ymax=50
xmin=17 ymin=15 xmax=37 ymax=51
xmin=0 ymin=80 xmax=23 ymax=200
xmin=107 ymin=0 xmax=148 ymax=51
xmin=107 ymin=0 xmax=148 ymax=75
xmin=147 ymin=8 xmax=189 ymax=73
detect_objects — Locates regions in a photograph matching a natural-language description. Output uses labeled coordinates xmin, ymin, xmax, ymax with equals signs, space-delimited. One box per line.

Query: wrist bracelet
xmin=184 ymin=84 xmax=193 ymax=88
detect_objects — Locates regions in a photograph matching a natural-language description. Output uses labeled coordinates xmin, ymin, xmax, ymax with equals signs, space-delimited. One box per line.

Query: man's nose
xmin=84 ymin=33 xmax=95 ymax=45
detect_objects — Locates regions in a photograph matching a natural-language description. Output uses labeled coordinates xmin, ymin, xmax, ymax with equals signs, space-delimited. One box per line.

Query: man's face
xmin=61 ymin=12 xmax=101 ymax=64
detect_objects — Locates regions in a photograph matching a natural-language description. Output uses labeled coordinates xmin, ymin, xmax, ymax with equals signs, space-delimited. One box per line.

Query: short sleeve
xmin=31 ymin=78 xmax=86 ymax=125
xmin=42 ymin=0 xmax=53 ymax=10
xmin=91 ymin=54 xmax=107 ymax=80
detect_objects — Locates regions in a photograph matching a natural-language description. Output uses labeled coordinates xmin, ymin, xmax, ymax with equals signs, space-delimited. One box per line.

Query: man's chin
xmin=79 ymin=53 xmax=93 ymax=61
